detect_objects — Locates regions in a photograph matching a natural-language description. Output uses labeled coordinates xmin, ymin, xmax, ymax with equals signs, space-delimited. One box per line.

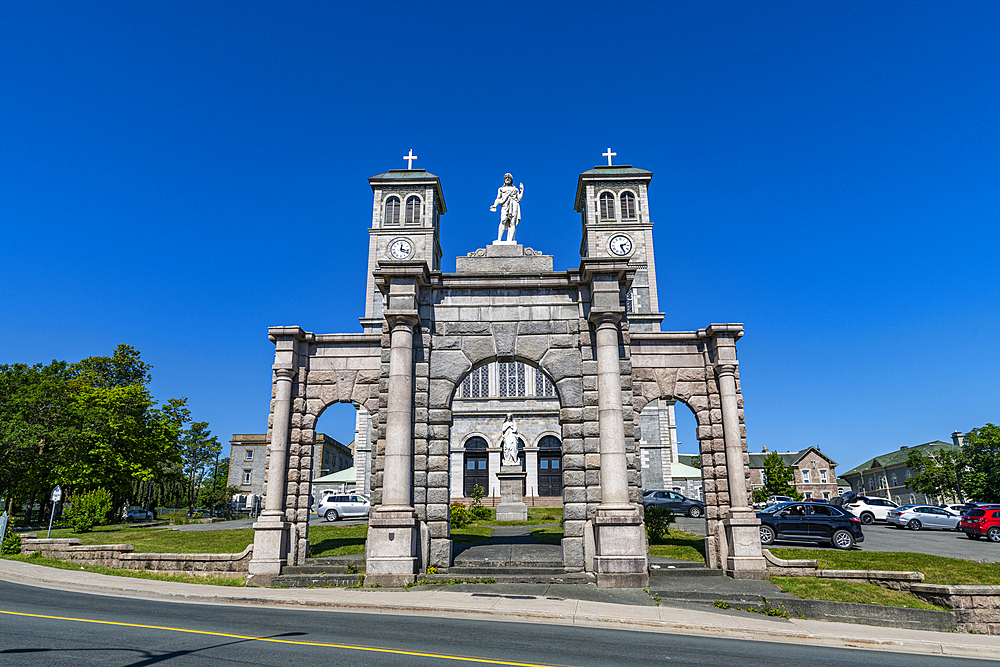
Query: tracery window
xmin=620 ymin=191 xmax=636 ymax=219
xmin=599 ymin=192 xmax=615 ymax=220
xmin=537 ymin=371 xmax=555 ymax=397
xmin=499 ymin=362 xmax=525 ymax=397
xmin=461 ymin=365 xmax=490 ymax=398
xmin=384 ymin=196 xmax=401 ymax=225
xmin=405 ymin=196 xmax=421 ymax=224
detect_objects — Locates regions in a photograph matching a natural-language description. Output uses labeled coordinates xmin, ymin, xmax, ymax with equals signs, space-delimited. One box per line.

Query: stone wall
xmin=21 ymin=538 xmax=252 ymax=577
xmin=911 ymin=584 xmax=1000 ymax=634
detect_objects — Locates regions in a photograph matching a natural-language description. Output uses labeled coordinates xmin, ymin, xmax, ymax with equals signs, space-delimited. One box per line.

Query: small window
xmin=242 ymin=470 xmax=252 ymax=485
xmin=819 ymin=469 xmax=827 ymax=483
xmin=245 ymin=449 xmax=254 ymax=462
xmin=619 ymin=191 xmax=636 ymax=219
xmin=599 ymin=192 xmax=615 ymax=220
xmin=625 ymin=288 xmax=634 ymax=314
xmin=804 ymin=491 xmax=812 ymax=498
xmin=384 ymin=196 xmax=401 ymax=225
xmin=405 ymin=196 xmax=421 ymax=224
xmin=801 ymin=470 xmax=810 ymax=484
xmin=823 ymin=492 xmax=830 ymax=499
xmin=537 ymin=370 xmax=556 ymax=397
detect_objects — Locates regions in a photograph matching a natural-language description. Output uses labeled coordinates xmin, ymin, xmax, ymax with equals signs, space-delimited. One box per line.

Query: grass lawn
xmin=770 ymin=548 xmax=1000 ymax=586
xmin=531 ymin=527 xmax=562 ymax=544
xmin=450 ymin=525 xmax=495 ymax=545
xmin=770 ymin=576 xmax=947 ymax=610
xmin=308 ymin=524 xmax=367 ymax=557
xmin=39 ymin=525 xmax=254 ymax=554
xmin=2 ymin=553 xmax=244 ymax=586
xmin=649 ymin=528 xmax=705 ymax=563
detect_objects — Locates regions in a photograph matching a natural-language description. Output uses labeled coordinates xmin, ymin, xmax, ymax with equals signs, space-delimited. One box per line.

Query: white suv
xmin=845 ymin=497 xmax=898 ymax=524
xmin=317 ymin=494 xmax=370 ymax=521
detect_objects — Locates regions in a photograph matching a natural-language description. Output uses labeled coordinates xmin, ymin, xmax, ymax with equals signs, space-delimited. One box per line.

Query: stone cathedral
xmin=248 ymin=158 xmax=766 ymax=587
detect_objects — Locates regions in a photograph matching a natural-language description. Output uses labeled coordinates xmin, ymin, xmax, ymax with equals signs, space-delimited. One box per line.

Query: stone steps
xmin=427 ymin=570 xmax=595 ymax=585
xmin=445 ymin=566 xmax=571 ymax=576
xmin=282 ymin=564 xmax=364 ymax=575
xmin=271 ymin=573 xmax=363 ymax=588
xmin=648 ymin=567 xmax=725 ymax=578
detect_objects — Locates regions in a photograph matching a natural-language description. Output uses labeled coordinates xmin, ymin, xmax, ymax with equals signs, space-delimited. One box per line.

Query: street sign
xmin=47 ymin=485 xmax=62 ymax=538
xmin=51 ymin=485 xmax=62 ymax=503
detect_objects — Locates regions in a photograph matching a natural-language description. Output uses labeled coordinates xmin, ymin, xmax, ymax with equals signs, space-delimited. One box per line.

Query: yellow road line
xmin=0 ymin=609 xmax=570 ymax=667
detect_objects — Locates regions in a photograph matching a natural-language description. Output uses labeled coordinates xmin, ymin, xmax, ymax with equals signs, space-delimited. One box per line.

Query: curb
xmin=1 ymin=559 xmax=998 ymax=659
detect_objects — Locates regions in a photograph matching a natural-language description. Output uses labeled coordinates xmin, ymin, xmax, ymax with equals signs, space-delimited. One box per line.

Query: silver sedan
xmin=887 ymin=505 xmax=961 ymax=531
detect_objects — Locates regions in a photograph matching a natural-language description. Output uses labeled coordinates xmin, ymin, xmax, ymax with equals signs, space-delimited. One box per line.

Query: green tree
xmin=905 ymin=447 xmax=964 ymax=502
xmin=962 ymin=424 xmax=1000 ymax=503
xmin=180 ymin=422 xmax=221 ymax=512
xmin=72 ymin=344 xmax=152 ymax=389
xmin=194 ymin=458 xmax=235 ymax=509
xmin=752 ymin=452 xmax=802 ymax=503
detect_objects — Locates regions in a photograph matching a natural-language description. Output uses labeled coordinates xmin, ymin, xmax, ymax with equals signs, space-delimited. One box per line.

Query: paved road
xmin=674 ymin=516 xmax=1000 ymax=562
xmin=0 ymin=581 xmax=988 ymax=667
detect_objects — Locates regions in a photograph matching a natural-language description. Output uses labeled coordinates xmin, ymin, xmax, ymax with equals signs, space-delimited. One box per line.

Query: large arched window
xmin=384 ymin=196 xmax=401 ymax=225
xmin=498 ymin=362 xmax=525 ymax=397
xmin=619 ymin=191 xmax=636 ymax=220
xmin=537 ymin=435 xmax=562 ymax=497
xmin=599 ymin=192 xmax=615 ymax=220
xmin=464 ymin=436 xmax=489 ymax=497
xmin=405 ymin=196 xmax=421 ymax=225
xmin=460 ymin=365 xmax=489 ymax=398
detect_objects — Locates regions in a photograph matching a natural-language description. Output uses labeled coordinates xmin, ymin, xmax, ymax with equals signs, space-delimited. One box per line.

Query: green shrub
xmin=1 ymin=522 xmax=21 ymax=555
xmin=450 ymin=504 xmax=470 ymax=528
xmin=62 ymin=488 xmax=113 ymax=533
xmin=468 ymin=484 xmax=492 ymax=521
xmin=644 ymin=505 xmax=676 ymax=543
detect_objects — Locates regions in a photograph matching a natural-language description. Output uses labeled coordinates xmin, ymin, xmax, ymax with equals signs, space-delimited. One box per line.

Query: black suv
xmin=642 ymin=490 xmax=705 ymax=518
xmin=756 ymin=501 xmax=864 ymax=550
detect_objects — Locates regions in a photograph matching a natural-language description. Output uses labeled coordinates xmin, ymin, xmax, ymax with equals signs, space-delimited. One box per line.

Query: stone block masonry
xmin=20 ymin=538 xmax=252 ymax=578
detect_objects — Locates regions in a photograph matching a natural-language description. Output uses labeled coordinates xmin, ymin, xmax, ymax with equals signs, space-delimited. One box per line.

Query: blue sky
xmin=2 ymin=2 xmax=997 ymax=472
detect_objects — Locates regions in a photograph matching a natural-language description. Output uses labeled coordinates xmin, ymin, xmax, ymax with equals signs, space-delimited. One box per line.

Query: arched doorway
xmin=537 ymin=435 xmax=562 ymax=496
xmin=464 ymin=436 xmax=489 ymax=497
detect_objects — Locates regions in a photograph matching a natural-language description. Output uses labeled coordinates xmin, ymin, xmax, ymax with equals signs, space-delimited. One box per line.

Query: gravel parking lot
xmin=673 ymin=516 xmax=1000 ymax=562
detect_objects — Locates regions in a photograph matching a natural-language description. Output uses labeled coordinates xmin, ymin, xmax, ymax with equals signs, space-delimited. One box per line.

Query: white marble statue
xmin=490 ymin=173 xmax=524 ymax=243
xmin=501 ymin=413 xmax=519 ymax=466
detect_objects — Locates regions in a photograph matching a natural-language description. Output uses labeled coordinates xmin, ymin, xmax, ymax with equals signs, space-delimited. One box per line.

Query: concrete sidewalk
xmin=1 ymin=558 xmax=998 ymax=661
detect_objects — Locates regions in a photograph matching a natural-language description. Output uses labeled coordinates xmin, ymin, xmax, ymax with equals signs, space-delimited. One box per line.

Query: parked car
xmin=124 ymin=508 xmax=153 ymax=521
xmin=318 ymin=494 xmax=370 ymax=521
xmin=642 ymin=490 xmax=705 ymax=518
xmin=844 ymin=497 xmax=899 ymax=524
xmin=960 ymin=508 xmax=1000 ymax=542
xmin=887 ymin=505 xmax=962 ymax=531
xmin=766 ymin=495 xmax=793 ymax=507
xmin=756 ymin=502 xmax=864 ymax=550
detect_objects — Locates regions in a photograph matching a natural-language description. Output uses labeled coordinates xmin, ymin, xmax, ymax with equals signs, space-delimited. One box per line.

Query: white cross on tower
xmin=402 ymin=149 xmax=418 ymax=169
xmin=602 ymin=148 xmax=617 ymax=166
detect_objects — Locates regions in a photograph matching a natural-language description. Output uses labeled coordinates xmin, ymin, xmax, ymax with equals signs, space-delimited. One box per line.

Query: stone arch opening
xmin=449 ymin=357 xmax=563 ymax=503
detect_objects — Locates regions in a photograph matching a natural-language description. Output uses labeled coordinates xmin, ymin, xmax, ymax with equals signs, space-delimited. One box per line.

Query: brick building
xmin=748 ymin=447 xmax=839 ymax=500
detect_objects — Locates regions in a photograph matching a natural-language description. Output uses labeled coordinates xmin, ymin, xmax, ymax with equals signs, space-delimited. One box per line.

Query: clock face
xmin=609 ymin=234 xmax=633 ymax=256
xmin=389 ymin=238 xmax=413 ymax=259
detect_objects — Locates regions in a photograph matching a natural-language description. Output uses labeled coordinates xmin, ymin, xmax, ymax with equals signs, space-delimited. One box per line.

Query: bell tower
xmin=575 ymin=156 xmax=663 ymax=332
xmin=360 ymin=161 xmax=446 ymax=333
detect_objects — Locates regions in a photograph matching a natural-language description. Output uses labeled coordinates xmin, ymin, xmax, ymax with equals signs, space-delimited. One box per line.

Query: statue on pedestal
xmin=490 ymin=173 xmax=524 ymax=243
xmin=501 ymin=413 xmax=519 ymax=466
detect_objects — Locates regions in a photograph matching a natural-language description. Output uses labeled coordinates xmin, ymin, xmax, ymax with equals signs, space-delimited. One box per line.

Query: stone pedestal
xmin=593 ymin=507 xmax=649 ymax=588
xmin=365 ymin=509 xmax=419 ymax=586
xmin=246 ymin=517 xmax=289 ymax=587
xmin=723 ymin=509 xmax=768 ymax=579
xmin=495 ymin=466 xmax=528 ymax=521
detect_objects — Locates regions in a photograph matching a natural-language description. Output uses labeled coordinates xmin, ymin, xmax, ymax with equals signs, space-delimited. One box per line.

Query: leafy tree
xmin=195 ymin=458 xmax=235 ymax=509
xmin=962 ymin=424 xmax=1000 ymax=503
xmin=180 ymin=422 xmax=221 ymax=513
xmin=62 ymin=487 xmax=113 ymax=532
xmin=72 ymin=344 xmax=152 ymax=389
xmin=752 ymin=452 xmax=802 ymax=503
xmin=905 ymin=448 xmax=964 ymax=502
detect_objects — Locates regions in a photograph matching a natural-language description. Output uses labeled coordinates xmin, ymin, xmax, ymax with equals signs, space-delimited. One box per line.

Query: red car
xmin=960 ymin=507 xmax=1000 ymax=542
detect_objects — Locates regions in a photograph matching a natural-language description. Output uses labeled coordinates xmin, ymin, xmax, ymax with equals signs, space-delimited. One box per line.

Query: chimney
xmin=952 ymin=431 xmax=965 ymax=447
xmin=900 ymin=446 xmax=908 ymax=450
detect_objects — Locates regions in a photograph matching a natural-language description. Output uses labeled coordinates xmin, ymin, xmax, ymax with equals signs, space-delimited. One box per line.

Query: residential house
xmin=748 ymin=447 xmax=840 ymax=500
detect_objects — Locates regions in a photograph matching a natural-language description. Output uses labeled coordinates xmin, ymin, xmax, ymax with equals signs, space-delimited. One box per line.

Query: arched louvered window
xmin=599 ymin=192 xmax=615 ymax=220
xmin=384 ymin=197 xmax=401 ymax=225
xmin=620 ymin=191 xmax=636 ymax=219
xmin=461 ymin=365 xmax=490 ymax=398
xmin=405 ymin=196 xmax=421 ymax=224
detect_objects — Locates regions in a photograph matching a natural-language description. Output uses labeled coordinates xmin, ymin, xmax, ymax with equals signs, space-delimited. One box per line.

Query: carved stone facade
xmin=248 ymin=164 xmax=766 ymax=586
